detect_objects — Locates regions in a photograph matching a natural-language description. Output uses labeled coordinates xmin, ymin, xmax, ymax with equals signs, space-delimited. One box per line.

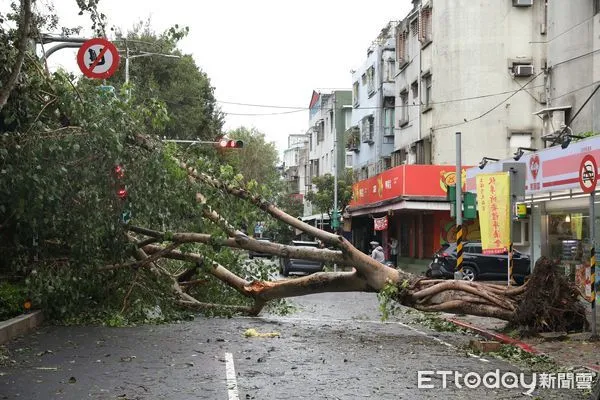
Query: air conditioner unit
xmin=514 ymin=64 xmax=534 ymax=77
xmin=513 ymin=0 xmax=533 ymax=7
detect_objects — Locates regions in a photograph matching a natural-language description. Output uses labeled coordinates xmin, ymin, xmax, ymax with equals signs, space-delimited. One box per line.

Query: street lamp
xmin=478 ymin=157 xmax=500 ymax=169
xmin=123 ymin=49 xmax=181 ymax=98
xmin=513 ymin=147 xmax=538 ymax=161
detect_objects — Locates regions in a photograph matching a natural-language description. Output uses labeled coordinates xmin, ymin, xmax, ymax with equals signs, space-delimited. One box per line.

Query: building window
xmin=420 ymin=7 xmax=432 ymax=43
xmin=352 ymin=81 xmax=359 ymax=107
xmin=595 ymin=0 xmax=600 ymax=14
xmin=346 ymin=153 xmax=353 ymax=168
xmin=329 ymin=111 xmax=334 ymax=134
xmin=384 ymin=97 xmax=395 ymax=136
xmin=316 ymin=120 xmax=324 ymax=142
xmin=344 ymin=109 xmax=352 ymax=130
xmin=311 ymin=160 xmax=319 ymax=178
xmin=392 ymin=148 xmax=407 ymax=166
xmin=367 ymin=66 xmax=375 ymax=96
xmin=410 ymin=17 xmax=419 ymax=37
xmin=399 ymin=90 xmax=409 ymax=125
xmin=361 ymin=115 xmax=374 ymax=143
xmin=386 ymin=58 xmax=395 ymax=81
xmin=361 ymin=73 xmax=367 ymax=86
xmin=423 ymin=74 xmax=432 ymax=109
xmin=411 ymin=81 xmax=418 ymax=100
xmin=396 ymin=30 xmax=408 ymax=65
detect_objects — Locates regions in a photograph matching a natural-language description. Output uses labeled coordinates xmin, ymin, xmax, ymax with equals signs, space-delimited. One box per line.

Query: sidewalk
xmin=442 ymin=305 xmax=600 ymax=374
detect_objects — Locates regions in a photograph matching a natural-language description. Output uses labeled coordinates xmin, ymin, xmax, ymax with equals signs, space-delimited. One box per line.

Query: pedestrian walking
xmin=388 ymin=237 xmax=398 ymax=267
xmin=370 ymin=241 xmax=385 ymax=263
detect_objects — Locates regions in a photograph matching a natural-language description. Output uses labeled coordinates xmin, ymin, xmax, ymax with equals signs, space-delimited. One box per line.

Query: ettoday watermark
xmin=417 ymin=370 xmax=596 ymax=395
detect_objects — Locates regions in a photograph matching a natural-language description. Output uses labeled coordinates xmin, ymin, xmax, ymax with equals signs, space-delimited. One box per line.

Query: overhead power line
xmin=217 ymin=84 xmax=546 ymax=112
xmin=223 ymin=109 xmax=306 ymax=117
xmin=432 ymin=70 xmax=545 ymax=131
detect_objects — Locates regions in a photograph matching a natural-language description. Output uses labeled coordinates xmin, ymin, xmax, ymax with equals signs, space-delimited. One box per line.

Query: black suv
xmin=426 ymin=241 xmax=531 ymax=284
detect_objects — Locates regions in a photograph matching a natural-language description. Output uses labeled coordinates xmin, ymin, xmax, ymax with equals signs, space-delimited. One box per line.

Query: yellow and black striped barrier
xmin=456 ymin=224 xmax=463 ymax=273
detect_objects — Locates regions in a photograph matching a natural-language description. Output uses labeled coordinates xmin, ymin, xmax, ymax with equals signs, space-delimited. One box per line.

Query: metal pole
xmin=333 ymin=98 xmax=338 ymax=273
xmin=455 ymin=132 xmax=464 ymax=279
xmin=125 ymin=44 xmax=130 ymax=99
xmin=590 ymin=192 xmax=597 ymax=337
xmin=530 ymin=194 xmax=534 ymax=270
xmin=508 ymin=169 xmax=515 ymax=287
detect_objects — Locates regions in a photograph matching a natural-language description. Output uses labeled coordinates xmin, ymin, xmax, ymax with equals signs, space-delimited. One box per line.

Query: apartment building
xmin=281 ymin=134 xmax=309 ymax=200
xmin=395 ymin=0 xmax=546 ymax=166
xmin=346 ymin=0 xmax=547 ymax=259
xmin=304 ymin=90 xmax=352 ymax=220
xmin=347 ymin=21 xmax=397 ymax=181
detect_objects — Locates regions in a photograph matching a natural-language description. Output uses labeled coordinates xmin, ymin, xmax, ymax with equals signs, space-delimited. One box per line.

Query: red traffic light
xmin=217 ymin=139 xmax=244 ymax=149
xmin=117 ymin=187 xmax=128 ymax=199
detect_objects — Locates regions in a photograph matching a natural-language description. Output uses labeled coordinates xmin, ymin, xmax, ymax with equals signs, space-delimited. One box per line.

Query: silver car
xmin=279 ymin=240 xmax=324 ymax=276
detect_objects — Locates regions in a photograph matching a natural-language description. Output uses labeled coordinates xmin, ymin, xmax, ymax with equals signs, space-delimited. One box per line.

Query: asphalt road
xmin=0 ymin=290 xmax=593 ymax=399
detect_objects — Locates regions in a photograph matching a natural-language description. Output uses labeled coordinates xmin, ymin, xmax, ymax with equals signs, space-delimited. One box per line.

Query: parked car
xmin=426 ymin=241 xmax=530 ymax=284
xmin=279 ymin=240 xmax=324 ymax=276
xmin=248 ymin=238 xmax=273 ymax=259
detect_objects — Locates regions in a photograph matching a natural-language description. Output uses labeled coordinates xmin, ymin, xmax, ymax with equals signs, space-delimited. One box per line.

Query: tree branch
xmin=0 ymin=0 xmax=33 ymax=111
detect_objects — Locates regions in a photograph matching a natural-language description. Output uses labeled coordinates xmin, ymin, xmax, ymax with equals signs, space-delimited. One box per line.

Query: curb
xmin=0 ymin=311 xmax=44 ymax=345
xmin=445 ymin=317 xmax=600 ymax=373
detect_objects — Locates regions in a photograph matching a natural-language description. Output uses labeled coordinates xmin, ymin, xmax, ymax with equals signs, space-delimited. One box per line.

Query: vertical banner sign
xmin=476 ymin=172 xmax=511 ymax=255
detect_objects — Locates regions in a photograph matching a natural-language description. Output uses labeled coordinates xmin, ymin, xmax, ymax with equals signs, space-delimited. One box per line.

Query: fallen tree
xmin=114 ymin=148 xmax=590 ymax=335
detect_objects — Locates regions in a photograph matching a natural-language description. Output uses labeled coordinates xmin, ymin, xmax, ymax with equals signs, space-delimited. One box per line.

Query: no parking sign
xmin=77 ymin=38 xmax=120 ymax=79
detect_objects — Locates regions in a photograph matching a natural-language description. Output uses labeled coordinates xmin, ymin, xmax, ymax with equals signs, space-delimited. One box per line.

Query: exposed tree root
xmin=507 ymin=256 xmax=589 ymax=335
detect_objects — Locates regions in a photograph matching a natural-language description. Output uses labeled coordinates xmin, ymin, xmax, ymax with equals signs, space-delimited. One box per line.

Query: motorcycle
xmin=425 ymin=260 xmax=454 ymax=279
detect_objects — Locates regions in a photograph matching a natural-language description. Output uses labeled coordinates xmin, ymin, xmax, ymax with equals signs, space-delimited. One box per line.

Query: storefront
xmin=466 ymin=135 xmax=600 ymax=297
xmin=347 ymin=164 xmax=476 ymax=261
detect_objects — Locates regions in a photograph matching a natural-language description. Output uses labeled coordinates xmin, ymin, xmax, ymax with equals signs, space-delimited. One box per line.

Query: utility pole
xmin=454 ymin=132 xmax=464 ymax=280
xmin=332 ymin=96 xmax=339 ymax=272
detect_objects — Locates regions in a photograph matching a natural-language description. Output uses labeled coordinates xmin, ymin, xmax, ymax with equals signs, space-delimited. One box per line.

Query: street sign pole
xmin=579 ymin=154 xmax=598 ymax=337
xmin=590 ymin=192 xmax=597 ymax=337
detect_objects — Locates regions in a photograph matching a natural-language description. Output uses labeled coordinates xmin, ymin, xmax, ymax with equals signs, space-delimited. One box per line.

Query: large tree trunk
xmin=112 ymin=145 xmax=590 ymax=335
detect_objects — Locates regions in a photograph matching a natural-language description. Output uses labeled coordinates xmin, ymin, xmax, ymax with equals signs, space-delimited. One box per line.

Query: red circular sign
xmin=77 ymin=38 xmax=120 ymax=79
xmin=579 ymin=154 xmax=598 ymax=194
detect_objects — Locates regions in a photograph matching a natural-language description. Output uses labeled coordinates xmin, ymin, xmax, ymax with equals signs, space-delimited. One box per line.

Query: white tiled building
xmin=394 ymin=0 xmax=546 ymax=166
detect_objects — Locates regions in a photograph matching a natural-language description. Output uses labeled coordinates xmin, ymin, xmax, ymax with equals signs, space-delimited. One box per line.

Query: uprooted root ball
xmin=510 ymin=256 xmax=589 ymax=335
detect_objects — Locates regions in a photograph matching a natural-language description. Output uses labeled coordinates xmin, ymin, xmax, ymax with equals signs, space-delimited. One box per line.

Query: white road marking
xmin=225 ymin=352 xmax=239 ymax=400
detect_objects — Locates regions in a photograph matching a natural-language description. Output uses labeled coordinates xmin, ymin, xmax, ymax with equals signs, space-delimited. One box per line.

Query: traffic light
xmin=217 ymin=138 xmax=244 ymax=149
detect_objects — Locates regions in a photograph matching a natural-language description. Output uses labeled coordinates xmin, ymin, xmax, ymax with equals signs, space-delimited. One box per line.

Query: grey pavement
xmin=0 ymin=291 xmax=594 ymax=399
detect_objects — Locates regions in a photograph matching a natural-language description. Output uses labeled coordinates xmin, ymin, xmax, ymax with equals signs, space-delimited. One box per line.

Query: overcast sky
xmin=44 ymin=0 xmax=413 ymax=156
